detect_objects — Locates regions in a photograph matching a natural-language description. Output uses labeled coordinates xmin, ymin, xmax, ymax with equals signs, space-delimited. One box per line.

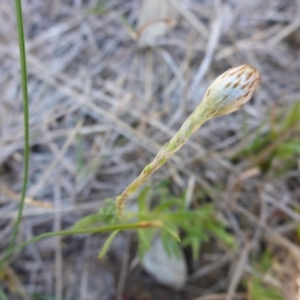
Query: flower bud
xmin=201 ymin=64 xmax=260 ymax=118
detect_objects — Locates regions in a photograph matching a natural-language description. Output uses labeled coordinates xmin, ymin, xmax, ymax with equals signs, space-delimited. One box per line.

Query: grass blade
xmin=3 ymin=0 xmax=31 ymax=261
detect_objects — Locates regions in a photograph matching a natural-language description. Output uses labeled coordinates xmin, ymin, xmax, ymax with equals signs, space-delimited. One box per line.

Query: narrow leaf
xmin=98 ymin=230 xmax=120 ymax=258
xmin=162 ymin=225 xmax=180 ymax=242
xmin=73 ymin=214 xmax=104 ymax=229
xmin=138 ymin=186 xmax=151 ymax=214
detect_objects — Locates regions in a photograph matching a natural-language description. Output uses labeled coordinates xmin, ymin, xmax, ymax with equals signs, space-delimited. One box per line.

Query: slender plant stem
xmin=2 ymin=0 xmax=30 ymax=265
xmin=116 ymin=109 xmax=209 ymax=217
xmin=0 ymin=221 xmax=162 ymax=266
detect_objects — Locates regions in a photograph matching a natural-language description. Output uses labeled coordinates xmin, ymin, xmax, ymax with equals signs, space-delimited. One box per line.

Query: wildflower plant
xmin=1 ymin=5 xmax=260 ymax=282
xmin=0 ymin=62 xmax=260 ymax=272
xmin=116 ymin=64 xmax=260 ymax=217
xmin=3 ymin=3 xmax=290 ymax=300
xmin=74 ymin=64 xmax=260 ymax=258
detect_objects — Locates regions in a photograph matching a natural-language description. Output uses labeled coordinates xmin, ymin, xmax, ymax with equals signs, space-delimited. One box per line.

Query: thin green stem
xmin=2 ymin=0 xmax=30 ymax=265
xmin=0 ymin=221 xmax=162 ymax=266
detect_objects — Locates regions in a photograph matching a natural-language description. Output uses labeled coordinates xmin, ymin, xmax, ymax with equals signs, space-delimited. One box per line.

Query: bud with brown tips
xmin=200 ymin=64 xmax=260 ymax=118
xmin=116 ymin=65 xmax=260 ymax=217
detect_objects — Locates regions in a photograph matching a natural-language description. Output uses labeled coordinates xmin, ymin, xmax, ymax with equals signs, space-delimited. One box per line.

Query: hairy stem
xmin=116 ymin=107 xmax=211 ymax=217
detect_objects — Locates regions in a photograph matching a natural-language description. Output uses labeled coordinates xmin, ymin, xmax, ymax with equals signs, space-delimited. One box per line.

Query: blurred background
xmin=1 ymin=0 xmax=300 ymax=299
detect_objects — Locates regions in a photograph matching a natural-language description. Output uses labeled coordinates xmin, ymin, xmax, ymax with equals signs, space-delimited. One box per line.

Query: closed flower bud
xmin=200 ymin=64 xmax=260 ymax=118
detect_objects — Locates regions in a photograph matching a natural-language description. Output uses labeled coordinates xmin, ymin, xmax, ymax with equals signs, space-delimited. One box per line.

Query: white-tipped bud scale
xmin=200 ymin=64 xmax=260 ymax=118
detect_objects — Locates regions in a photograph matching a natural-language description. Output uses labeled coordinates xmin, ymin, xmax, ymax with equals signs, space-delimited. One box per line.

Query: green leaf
xmin=153 ymin=198 xmax=183 ymax=213
xmin=206 ymin=223 xmax=236 ymax=248
xmin=181 ymin=234 xmax=202 ymax=260
xmin=194 ymin=204 xmax=215 ymax=218
xmin=160 ymin=231 xmax=182 ymax=259
xmin=98 ymin=230 xmax=120 ymax=258
xmin=73 ymin=201 xmax=117 ymax=229
xmin=282 ymin=101 xmax=300 ymax=129
xmin=137 ymin=240 xmax=148 ymax=261
xmin=137 ymin=228 xmax=155 ymax=260
xmin=181 ymin=224 xmax=206 ymax=238
xmin=190 ymin=237 xmax=201 ymax=261
xmin=161 ymin=224 xmax=180 ymax=242
xmin=276 ymin=141 xmax=300 ymax=159
xmin=249 ymin=278 xmax=283 ymax=300
xmin=138 ymin=186 xmax=151 ymax=214
xmin=258 ymin=250 xmax=274 ymax=272
xmin=181 ymin=229 xmax=205 ymax=244
xmin=138 ymin=228 xmax=155 ymax=250
xmin=73 ymin=214 xmax=103 ymax=229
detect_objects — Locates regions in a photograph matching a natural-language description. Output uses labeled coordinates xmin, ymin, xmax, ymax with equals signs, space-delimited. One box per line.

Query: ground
xmin=1 ymin=0 xmax=300 ymax=299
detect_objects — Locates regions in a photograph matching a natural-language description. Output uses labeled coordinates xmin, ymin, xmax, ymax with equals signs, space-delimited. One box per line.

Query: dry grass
xmin=0 ymin=0 xmax=300 ymax=299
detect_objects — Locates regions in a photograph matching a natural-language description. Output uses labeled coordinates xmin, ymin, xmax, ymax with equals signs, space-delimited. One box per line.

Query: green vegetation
xmin=0 ymin=1 xmax=295 ymax=300
xmin=247 ymin=251 xmax=284 ymax=300
xmin=236 ymin=101 xmax=300 ymax=175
